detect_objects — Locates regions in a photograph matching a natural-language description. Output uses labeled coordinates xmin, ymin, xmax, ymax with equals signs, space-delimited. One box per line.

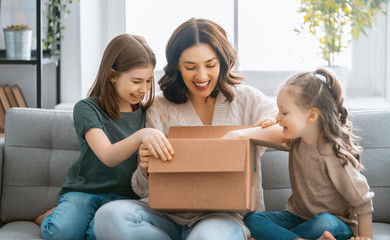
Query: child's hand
xmin=140 ymin=128 xmax=174 ymax=162
xmin=349 ymin=237 xmax=372 ymax=240
xmin=253 ymin=118 xmax=277 ymax=128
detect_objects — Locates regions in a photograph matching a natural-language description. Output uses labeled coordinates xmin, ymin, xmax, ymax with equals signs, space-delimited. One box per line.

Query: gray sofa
xmin=0 ymin=107 xmax=389 ymax=239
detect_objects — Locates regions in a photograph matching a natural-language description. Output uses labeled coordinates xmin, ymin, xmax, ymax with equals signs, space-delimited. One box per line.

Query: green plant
xmin=3 ymin=24 xmax=31 ymax=31
xmin=43 ymin=0 xmax=79 ymax=60
xmin=297 ymin=0 xmax=390 ymax=66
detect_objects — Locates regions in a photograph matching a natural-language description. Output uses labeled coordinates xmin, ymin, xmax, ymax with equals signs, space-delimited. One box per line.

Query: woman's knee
xmin=186 ymin=215 xmax=246 ymax=240
xmin=95 ymin=200 xmax=145 ymax=226
xmin=94 ymin=200 xmax=177 ymax=240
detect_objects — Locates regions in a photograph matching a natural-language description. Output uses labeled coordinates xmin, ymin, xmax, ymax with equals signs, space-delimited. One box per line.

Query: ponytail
xmin=314 ymin=68 xmax=347 ymax=125
xmin=313 ymin=68 xmax=363 ymax=169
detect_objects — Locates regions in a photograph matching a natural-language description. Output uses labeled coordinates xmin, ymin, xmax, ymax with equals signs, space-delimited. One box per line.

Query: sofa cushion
xmin=349 ymin=110 xmax=390 ymax=224
xmin=1 ymin=108 xmax=79 ymax=222
xmin=373 ymin=222 xmax=390 ymax=240
xmin=0 ymin=221 xmax=41 ymax=240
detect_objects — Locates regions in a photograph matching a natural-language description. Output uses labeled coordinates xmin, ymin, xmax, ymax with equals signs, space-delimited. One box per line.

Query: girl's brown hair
xmin=88 ymin=34 xmax=156 ymax=119
xmin=159 ymin=18 xmax=244 ymax=104
xmin=282 ymin=68 xmax=363 ymax=169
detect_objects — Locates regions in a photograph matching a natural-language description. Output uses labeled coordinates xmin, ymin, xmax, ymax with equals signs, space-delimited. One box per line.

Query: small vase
xmin=3 ymin=29 xmax=33 ymax=60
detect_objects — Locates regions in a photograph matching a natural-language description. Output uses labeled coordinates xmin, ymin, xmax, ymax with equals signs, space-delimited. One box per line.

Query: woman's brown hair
xmin=88 ymin=34 xmax=156 ymax=119
xmin=159 ymin=18 xmax=244 ymax=104
xmin=282 ymin=68 xmax=363 ymax=169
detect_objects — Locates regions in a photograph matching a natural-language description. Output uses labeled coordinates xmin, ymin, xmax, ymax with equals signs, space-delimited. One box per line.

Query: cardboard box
xmin=148 ymin=125 xmax=258 ymax=212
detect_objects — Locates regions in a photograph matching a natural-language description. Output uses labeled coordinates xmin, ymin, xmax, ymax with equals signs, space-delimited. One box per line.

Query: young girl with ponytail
xmin=224 ymin=68 xmax=374 ymax=240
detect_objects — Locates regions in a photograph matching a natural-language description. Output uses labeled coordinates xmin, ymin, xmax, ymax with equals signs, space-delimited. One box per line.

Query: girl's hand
xmin=138 ymin=142 xmax=171 ymax=172
xmin=349 ymin=237 xmax=372 ymax=240
xmin=253 ymin=118 xmax=277 ymax=128
xmin=140 ymin=128 xmax=174 ymax=161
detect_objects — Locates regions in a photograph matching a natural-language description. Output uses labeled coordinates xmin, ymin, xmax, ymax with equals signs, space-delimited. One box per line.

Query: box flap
xmin=168 ymin=125 xmax=251 ymax=139
xmin=250 ymin=139 xmax=289 ymax=151
xmin=148 ymin=139 xmax=247 ymax=173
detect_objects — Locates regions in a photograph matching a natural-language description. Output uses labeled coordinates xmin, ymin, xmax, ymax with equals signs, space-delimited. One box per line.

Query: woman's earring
xmin=111 ymin=80 xmax=115 ymax=85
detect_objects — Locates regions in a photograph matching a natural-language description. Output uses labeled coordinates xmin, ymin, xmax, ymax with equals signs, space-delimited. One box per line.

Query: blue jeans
xmin=244 ymin=211 xmax=354 ymax=240
xmin=94 ymin=199 xmax=246 ymax=240
xmin=40 ymin=191 xmax=129 ymax=240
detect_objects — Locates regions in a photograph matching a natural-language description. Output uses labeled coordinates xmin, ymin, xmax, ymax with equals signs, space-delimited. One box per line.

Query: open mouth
xmin=130 ymin=93 xmax=143 ymax=101
xmin=282 ymin=126 xmax=288 ymax=134
xmin=193 ymin=80 xmax=211 ymax=90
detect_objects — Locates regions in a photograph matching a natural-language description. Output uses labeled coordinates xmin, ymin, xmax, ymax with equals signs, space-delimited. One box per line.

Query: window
xmin=125 ymin=0 xmax=351 ymax=71
xmin=125 ymin=0 xmax=389 ymax=102
xmin=125 ymin=0 xmax=233 ymax=71
xmin=238 ymin=1 xmax=351 ymax=71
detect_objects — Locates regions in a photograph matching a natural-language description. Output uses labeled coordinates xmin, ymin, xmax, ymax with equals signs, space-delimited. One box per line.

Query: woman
xmin=94 ymin=18 xmax=280 ymax=240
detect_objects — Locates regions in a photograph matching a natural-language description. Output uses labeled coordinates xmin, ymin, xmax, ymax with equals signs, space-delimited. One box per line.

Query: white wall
xmin=60 ymin=0 xmax=81 ymax=103
xmin=61 ymin=0 xmax=125 ymax=103
xmin=387 ymin=3 xmax=390 ymax=101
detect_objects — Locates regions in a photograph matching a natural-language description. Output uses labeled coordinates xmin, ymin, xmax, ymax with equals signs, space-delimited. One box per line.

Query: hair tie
xmin=315 ymin=72 xmax=327 ymax=83
xmin=112 ymin=62 xmax=118 ymax=70
xmin=315 ymin=72 xmax=338 ymax=102
xmin=315 ymin=71 xmax=343 ymax=115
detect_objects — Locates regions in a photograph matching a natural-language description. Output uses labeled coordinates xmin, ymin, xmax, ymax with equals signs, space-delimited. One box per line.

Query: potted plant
xmin=43 ymin=0 xmax=78 ymax=62
xmin=296 ymin=0 xmax=390 ymax=94
xmin=3 ymin=24 xmax=33 ymax=60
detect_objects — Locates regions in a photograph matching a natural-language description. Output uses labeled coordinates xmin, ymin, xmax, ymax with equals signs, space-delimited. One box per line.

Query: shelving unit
xmin=0 ymin=0 xmax=60 ymax=108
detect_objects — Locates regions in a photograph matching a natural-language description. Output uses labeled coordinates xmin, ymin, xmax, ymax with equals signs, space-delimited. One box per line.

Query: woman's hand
xmin=253 ymin=118 xmax=277 ymax=128
xmin=349 ymin=237 xmax=372 ymax=240
xmin=140 ymin=128 xmax=174 ymax=161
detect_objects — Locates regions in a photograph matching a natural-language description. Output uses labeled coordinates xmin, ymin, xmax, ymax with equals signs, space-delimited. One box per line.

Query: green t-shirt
xmin=60 ymin=97 xmax=144 ymax=198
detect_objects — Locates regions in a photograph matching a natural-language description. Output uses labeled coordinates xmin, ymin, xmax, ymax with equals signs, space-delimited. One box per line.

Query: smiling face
xmin=276 ymin=88 xmax=311 ymax=140
xmin=178 ymin=43 xmax=220 ymax=100
xmin=111 ymin=65 xmax=154 ymax=112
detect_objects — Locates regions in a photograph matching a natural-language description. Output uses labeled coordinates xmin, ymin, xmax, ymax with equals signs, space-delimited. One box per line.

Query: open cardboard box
xmin=148 ymin=125 xmax=287 ymax=212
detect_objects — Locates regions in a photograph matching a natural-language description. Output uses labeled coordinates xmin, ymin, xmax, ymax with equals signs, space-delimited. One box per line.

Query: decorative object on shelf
xmin=296 ymin=0 xmax=390 ymax=95
xmin=3 ymin=24 xmax=33 ymax=60
xmin=0 ymin=84 xmax=27 ymax=135
xmin=43 ymin=0 xmax=79 ymax=62
xmin=11 ymin=84 xmax=27 ymax=108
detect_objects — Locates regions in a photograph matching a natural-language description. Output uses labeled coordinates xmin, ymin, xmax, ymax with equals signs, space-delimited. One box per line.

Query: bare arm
xmin=223 ymin=125 xmax=289 ymax=150
xmin=348 ymin=213 xmax=373 ymax=240
xmin=85 ymin=127 xmax=173 ymax=167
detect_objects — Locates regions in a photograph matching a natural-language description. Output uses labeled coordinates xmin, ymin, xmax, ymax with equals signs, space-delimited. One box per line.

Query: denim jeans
xmin=40 ymin=191 xmax=129 ymax=240
xmin=94 ymin=199 xmax=246 ymax=240
xmin=244 ymin=211 xmax=354 ymax=240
